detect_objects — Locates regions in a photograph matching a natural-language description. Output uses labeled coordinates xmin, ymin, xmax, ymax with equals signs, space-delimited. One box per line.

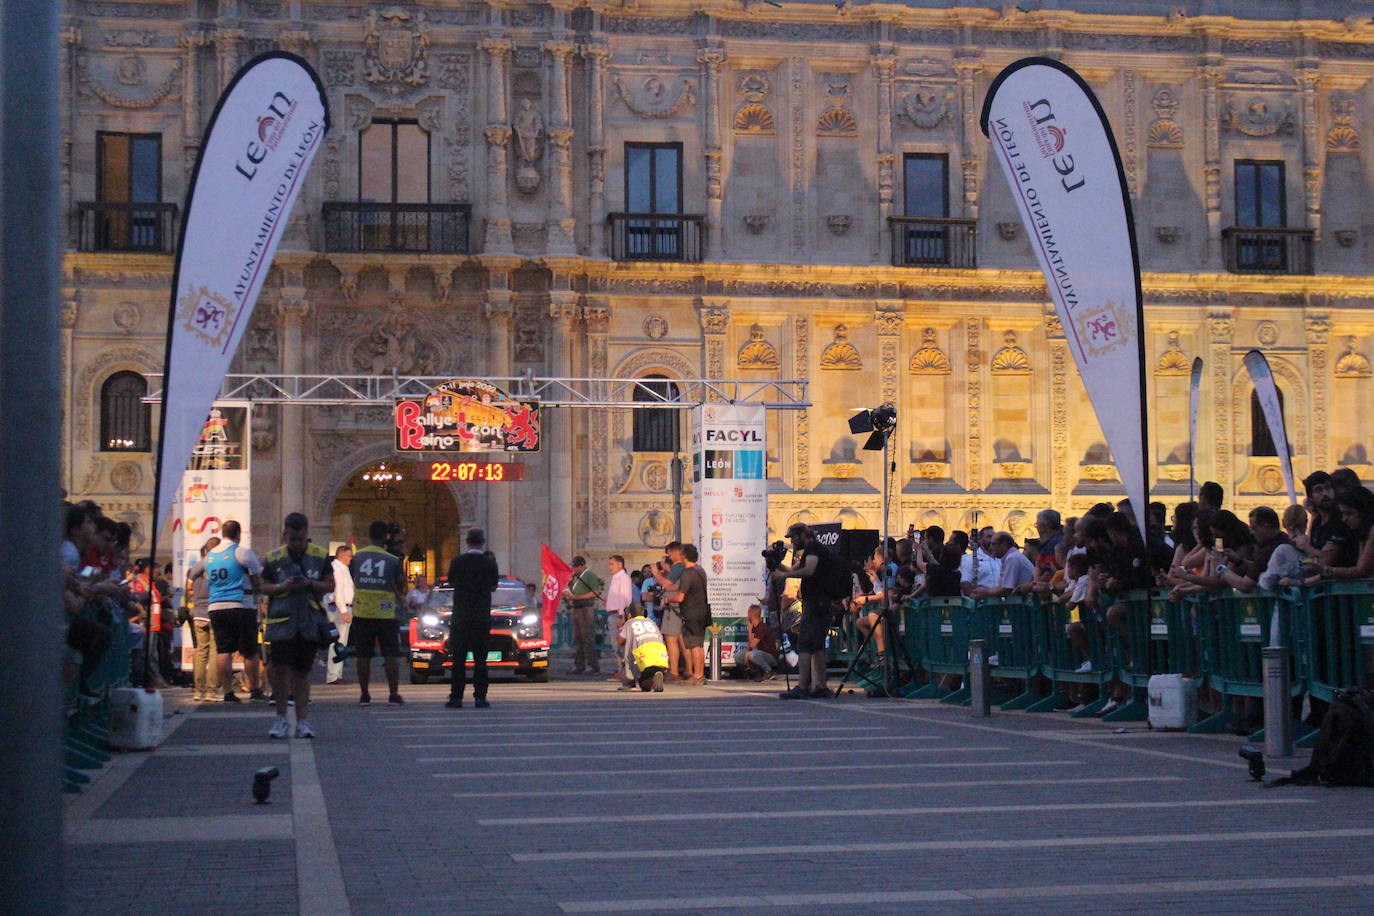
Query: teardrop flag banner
xmin=1244 ymin=349 xmax=1297 ymax=506
xmin=1189 ymin=356 xmax=1203 ymax=502
xmin=981 ymin=57 xmax=1149 ymax=539
xmin=152 ymin=52 xmax=329 ymax=548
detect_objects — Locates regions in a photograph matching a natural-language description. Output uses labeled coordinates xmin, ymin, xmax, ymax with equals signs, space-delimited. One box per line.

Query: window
xmin=1250 ymin=388 xmax=1286 ymax=458
xmin=632 ymin=375 xmax=680 ymax=452
xmin=903 ymin=153 xmax=948 ymax=218
xmin=1235 ymin=160 xmax=1285 ymax=228
xmin=625 ymin=143 xmax=682 ymax=215
xmin=100 ymin=371 xmax=150 ymax=452
xmin=96 ymin=132 xmax=162 ymax=250
xmin=359 ymin=120 xmax=430 ymax=203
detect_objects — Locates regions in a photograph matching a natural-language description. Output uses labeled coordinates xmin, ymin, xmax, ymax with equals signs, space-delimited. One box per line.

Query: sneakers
xmin=1074 ymin=660 xmax=1094 ymax=674
xmin=358 ymin=692 xmax=371 ymax=706
xmin=1100 ymin=698 xmax=1121 ymax=715
xmin=294 ymin=721 xmax=315 ymax=739
xmin=192 ymin=691 xmax=205 ymax=702
xmin=808 ymin=686 xmax=831 ymax=699
xmin=779 ymin=686 xmax=807 ymax=700
xmin=445 ymin=697 xmax=463 ymax=709
xmin=688 ymin=675 xmax=706 ymax=686
xmin=222 ymin=691 xmax=242 ymax=703
xmin=249 ymin=689 xmax=270 ymax=703
xmin=474 ymin=697 xmax=490 ymax=709
xmin=651 ymin=671 xmax=665 ymax=693
xmin=267 ymin=717 xmax=290 ymax=739
xmin=388 ymin=694 xmax=405 ymax=706
xmin=987 ymin=653 xmax=1000 ymax=667
xmin=203 ymin=692 xmax=223 ymax=703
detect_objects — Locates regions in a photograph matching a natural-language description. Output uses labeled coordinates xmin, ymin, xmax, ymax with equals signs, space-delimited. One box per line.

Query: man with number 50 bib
xmin=205 ymin=519 xmax=265 ymax=703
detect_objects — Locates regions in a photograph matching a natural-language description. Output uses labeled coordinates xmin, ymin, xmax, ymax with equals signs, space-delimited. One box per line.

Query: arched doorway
xmin=327 ymin=456 xmax=462 ymax=585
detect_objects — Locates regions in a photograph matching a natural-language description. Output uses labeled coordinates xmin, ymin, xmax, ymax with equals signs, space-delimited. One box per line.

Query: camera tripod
xmin=833 ymin=603 xmax=916 ymax=698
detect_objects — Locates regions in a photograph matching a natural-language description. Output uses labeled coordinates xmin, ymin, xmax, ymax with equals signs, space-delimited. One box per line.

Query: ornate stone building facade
xmin=61 ymin=0 xmax=1374 ymax=581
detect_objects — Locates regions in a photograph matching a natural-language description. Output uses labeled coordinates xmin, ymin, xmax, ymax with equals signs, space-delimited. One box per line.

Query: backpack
xmin=818 ymin=544 xmax=853 ymax=601
xmin=1270 ymin=687 xmax=1374 ymax=787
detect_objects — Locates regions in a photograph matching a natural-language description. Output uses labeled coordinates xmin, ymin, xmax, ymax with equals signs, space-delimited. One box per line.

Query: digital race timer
xmin=428 ymin=461 xmax=525 ymax=482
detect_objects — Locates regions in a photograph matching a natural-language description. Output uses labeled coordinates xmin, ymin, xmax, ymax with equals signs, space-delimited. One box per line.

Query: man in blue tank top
xmin=205 ymin=519 xmax=265 ymax=702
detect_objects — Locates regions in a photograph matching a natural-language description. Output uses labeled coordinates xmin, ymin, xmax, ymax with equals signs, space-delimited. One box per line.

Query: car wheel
xmin=525 ymin=669 xmax=550 ymax=683
xmin=410 ymin=669 xmax=429 ymax=685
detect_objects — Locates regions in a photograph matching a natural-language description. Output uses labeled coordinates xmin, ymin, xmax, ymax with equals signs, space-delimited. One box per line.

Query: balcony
xmin=1222 ymin=226 xmax=1314 ymax=275
xmin=76 ymin=202 xmax=178 ymax=253
xmin=322 ymin=202 xmax=471 ymax=254
xmin=607 ymin=212 xmax=705 ymax=262
xmin=889 ymin=216 xmax=978 ymax=269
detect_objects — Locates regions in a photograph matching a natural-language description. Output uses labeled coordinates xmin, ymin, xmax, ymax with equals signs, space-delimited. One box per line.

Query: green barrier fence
xmin=63 ymin=600 xmax=131 ymax=793
xmin=1039 ymin=601 xmax=1117 ymax=716
xmin=1303 ymin=580 xmax=1374 ymax=703
xmin=975 ymin=596 xmax=1043 ymax=709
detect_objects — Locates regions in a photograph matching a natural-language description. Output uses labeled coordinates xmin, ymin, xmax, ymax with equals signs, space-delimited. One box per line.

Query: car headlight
xmin=421 ymin=614 xmax=440 ymax=627
xmin=520 ymin=613 xmax=540 ymax=627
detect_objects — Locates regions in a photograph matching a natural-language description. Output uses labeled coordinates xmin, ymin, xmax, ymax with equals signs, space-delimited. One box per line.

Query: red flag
xmin=539 ymin=543 xmax=572 ymax=644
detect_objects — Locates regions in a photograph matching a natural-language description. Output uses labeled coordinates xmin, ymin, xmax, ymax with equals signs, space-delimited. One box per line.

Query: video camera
xmin=383 ymin=522 xmax=404 ymax=557
xmin=761 ymin=540 xmax=788 ymax=572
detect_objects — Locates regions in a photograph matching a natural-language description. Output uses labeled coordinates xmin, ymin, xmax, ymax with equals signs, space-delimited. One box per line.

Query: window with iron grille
xmin=100 ymin=371 xmax=150 ymax=452
xmin=632 ymin=375 xmax=680 ymax=453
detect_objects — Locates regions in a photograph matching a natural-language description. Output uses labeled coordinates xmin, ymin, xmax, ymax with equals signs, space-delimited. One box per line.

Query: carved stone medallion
xmin=363 ymin=6 xmax=430 ymax=95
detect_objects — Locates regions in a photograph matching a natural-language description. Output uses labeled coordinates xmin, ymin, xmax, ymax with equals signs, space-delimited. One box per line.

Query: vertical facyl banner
xmin=173 ymin=403 xmax=252 ymax=670
xmin=692 ymin=405 xmax=768 ymax=632
xmin=1244 ymin=350 xmax=1297 ymax=506
xmin=153 ymin=53 xmax=328 ymax=542
xmin=981 ymin=58 xmax=1149 ymax=538
xmin=1189 ymin=357 xmax=1203 ymax=501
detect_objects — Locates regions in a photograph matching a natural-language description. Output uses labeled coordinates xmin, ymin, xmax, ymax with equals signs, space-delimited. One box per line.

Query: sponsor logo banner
xmin=394 ymin=378 xmax=540 ymax=453
xmin=154 ymin=53 xmax=328 ymax=535
xmin=693 ymin=405 xmax=768 ymax=617
xmin=982 ymin=57 xmax=1148 ymax=536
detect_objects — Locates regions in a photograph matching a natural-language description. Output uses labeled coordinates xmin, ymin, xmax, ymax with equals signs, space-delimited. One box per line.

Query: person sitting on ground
xmin=616 ymin=604 xmax=667 ymax=692
xmin=736 ymin=604 xmax=779 ymax=680
xmin=973 ymin=532 xmax=1035 ymax=599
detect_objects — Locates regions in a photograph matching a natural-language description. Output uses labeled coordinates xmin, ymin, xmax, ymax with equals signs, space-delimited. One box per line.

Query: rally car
xmin=408 ymin=577 xmax=550 ymax=683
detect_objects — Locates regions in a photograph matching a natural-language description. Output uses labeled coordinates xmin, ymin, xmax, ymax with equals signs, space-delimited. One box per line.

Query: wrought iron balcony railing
xmin=76 ymin=201 xmax=178 ymax=253
xmin=1222 ymin=226 xmax=1314 ymax=275
xmin=322 ymin=201 xmax=471 ymax=254
xmin=607 ymin=212 xmax=705 ymax=262
xmin=888 ymin=216 xmax=978 ymax=269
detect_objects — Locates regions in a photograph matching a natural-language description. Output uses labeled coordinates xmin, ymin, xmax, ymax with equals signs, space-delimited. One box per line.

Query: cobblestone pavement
xmin=65 ymin=663 xmax=1374 ymax=914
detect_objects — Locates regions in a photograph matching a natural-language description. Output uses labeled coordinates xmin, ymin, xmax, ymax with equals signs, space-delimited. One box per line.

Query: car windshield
xmin=424 ymin=579 xmax=528 ymax=615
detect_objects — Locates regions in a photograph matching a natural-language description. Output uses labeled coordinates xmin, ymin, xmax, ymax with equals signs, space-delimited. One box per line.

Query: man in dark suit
xmin=444 ymin=528 xmax=500 ymax=709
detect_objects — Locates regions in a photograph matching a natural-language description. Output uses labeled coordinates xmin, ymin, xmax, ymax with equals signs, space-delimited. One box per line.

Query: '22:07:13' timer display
xmin=428 ymin=461 xmax=525 ymax=482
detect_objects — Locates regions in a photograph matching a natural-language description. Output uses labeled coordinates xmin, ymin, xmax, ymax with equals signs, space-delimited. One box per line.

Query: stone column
xmin=60 ymin=297 xmax=78 ymax=492
xmin=60 ymin=22 xmax=81 ymax=247
xmin=964 ymin=317 xmax=985 ymax=491
xmin=1297 ymin=63 xmax=1323 ymax=240
xmin=276 ymin=292 xmax=311 ymax=516
xmin=583 ymin=43 xmax=609 ymax=256
xmin=1045 ymin=309 xmax=1071 ymax=503
xmin=955 ymin=51 xmax=983 ymax=221
xmin=872 ymin=46 xmax=897 ymax=265
xmin=792 ymin=314 xmax=811 ymax=490
xmin=582 ymin=299 xmax=611 ymax=536
xmin=1206 ymin=310 xmax=1234 ymax=490
xmin=481 ymin=37 xmax=515 ymax=254
xmin=483 ymin=283 xmax=515 ymax=562
xmin=697 ymin=42 xmax=726 ymax=261
xmin=1306 ymin=313 xmax=1331 ymax=470
xmin=697 ymin=299 xmax=729 ymax=387
xmin=213 ymin=25 xmax=243 ymax=94
xmin=179 ymin=29 xmax=209 ymax=182
xmin=875 ymin=306 xmax=902 ymax=533
xmin=546 ymin=290 xmax=579 ymax=554
xmin=1199 ymin=58 xmax=1223 ymax=263
xmin=545 ymin=37 xmax=577 ymax=254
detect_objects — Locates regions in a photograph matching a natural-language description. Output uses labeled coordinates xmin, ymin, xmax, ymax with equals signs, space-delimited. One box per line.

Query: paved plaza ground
xmin=63 ymin=663 xmax=1374 ymax=915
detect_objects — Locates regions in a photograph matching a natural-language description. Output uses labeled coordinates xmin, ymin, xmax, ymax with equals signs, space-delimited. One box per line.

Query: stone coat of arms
xmin=364 ymin=6 xmax=430 ymax=95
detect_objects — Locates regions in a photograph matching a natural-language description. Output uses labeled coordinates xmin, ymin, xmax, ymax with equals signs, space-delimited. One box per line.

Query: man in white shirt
xmin=960 ymin=526 xmax=1002 ymax=596
xmin=603 ymin=555 xmax=634 ymax=680
xmin=325 ymin=544 xmax=355 ymax=684
xmin=975 ymin=533 xmax=1036 ymax=599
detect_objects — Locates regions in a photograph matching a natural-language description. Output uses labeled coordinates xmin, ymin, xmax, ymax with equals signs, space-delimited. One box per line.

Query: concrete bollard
xmin=969 ymin=638 xmax=991 ymax=717
xmin=707 ymin=629 xmax=721 ymax=682
xmin=1262 ymin=646 xmax=1293 ymax=758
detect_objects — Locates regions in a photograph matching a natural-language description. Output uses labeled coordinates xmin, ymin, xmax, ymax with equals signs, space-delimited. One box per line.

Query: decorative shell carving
xmin=819 ymin=324 xmax=862 ymax=370
xmin=1334 ymin=336 xmax=1372 ymax=379
xmin=909 ymin=328 xmax=951 ymax=375
xmin=733 ymin=103 xmax=775 ymax=134
xmin=990 ymin=330 xmax=1031 ymax=374
xmin=1154 ymin=330 xmax=1191 ymax=375
xmin=816 ymin=106 xmax=858 ymax=137
xmin=737 ymin=325 xmax=779 ymax=369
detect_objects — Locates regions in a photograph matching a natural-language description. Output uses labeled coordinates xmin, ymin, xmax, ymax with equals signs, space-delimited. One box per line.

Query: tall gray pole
xmin=0 ymin=0 xmax=65 ymax=910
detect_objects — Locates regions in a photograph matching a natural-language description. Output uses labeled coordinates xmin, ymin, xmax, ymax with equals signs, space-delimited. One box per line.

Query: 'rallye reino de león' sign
xmin=153 ymin=52 xmax=328 ymax=533
xmin=394 ymin=379 xmax=541 ymax=453
xmin=981 ymin=57 xmax=1148 ymax=538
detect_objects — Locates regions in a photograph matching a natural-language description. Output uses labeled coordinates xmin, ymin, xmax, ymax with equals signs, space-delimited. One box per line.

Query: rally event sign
xmin=395 ymin=378 xmax=541 ymax=453
xmin=153 ymin=53 xmax=328 ymax=537
xmin=692 ymin=404 xmax=768 ymax=660
xmin=982 ymin=58 xmax=1149 ymax=537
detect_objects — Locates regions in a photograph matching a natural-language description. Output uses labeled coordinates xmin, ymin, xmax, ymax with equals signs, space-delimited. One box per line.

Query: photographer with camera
xmin=771 ymin=523 xmax=833 ymax=699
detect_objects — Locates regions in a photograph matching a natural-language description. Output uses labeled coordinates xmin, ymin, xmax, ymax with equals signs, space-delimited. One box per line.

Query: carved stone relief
xmin=110 ymin=461 xmax=143 ymax=493
xmin=737 ymin=325 xmax=779 ymax=369
xmin=1257 ymin=321 xmax=1280 ymax=347
xmin=112 ymin=302 xmax=141 ymax=334
xmin=819 ymin=324 xmax=862 ymax=370
xmin=898 ymin=85 xmax=954 ymax=129
xmin=816 ymin=73 xmax=857 ymax=137
xmin=1328 ymin=95 xmax=1360 ymax=152
xmin=638 ymin=510 xmax=674 ymax=546
xmin=1223 ymin=95 xmax=1296 ymax=137
xmin=512 ymin=96 xmax=544 ymax=194
xmin=1147 ymin=86 xmax=1185 ymax=148
xmin=76 ymin=53 xmax=181 ymax=108
xmin=1334 ymin=336 xmax=1372 ymax=378
xmin=734 ymin=71 xmax=775 ymax=135
xmin=513 ymin=302 xmax=545 ymax=363
xmin=363 ymin=6 xmax=430 ymax=95
xmin=909 ymin=327 xmax=950 ymax=375
xmin=611 ymin=73 xmax=697 ymax=119
xmin=323 ymin=50 xmax=356 ymax=86
xmin=990 ymin=330 xmax=1031 ymax=374
xmin=1154 ymin=330 xmax=1191 ymax=375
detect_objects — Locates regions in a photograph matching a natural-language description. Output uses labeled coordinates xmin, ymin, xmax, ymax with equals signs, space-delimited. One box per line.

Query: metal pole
xmin=670 ymin=453 xmax=683 ymax=542
xmin=0 ymin=0 xmax=64 ymax=909
xmin=969 ymin=639 xmax=991 ymax=717
xmin=707 ymin=629 xmax=721 ymax=682
xmin=1262 ymin=646 xmax=1293 ymax=758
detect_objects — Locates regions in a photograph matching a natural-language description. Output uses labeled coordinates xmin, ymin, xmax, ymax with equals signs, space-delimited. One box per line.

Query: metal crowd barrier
xmin=900 ymin=581 xmax=1374 ymax=738
xmin=63 ymin=600 xmax=131 ymax=793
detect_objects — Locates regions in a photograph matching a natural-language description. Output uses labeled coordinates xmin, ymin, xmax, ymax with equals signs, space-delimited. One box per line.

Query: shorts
xmin=660 ymin=607 xmax=683 ymax=637
xmin=347 ymin=616 xmax=401 ymax=659
xmin=796 ymin=601 xmax=831 ymax=653
xmin=209 ymin=607 xmax=260 ymax=658
xmin=269 ymin=635 xmax=321 ymax=675
xmin=680 ymin=612 xmax=707 ymax=648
